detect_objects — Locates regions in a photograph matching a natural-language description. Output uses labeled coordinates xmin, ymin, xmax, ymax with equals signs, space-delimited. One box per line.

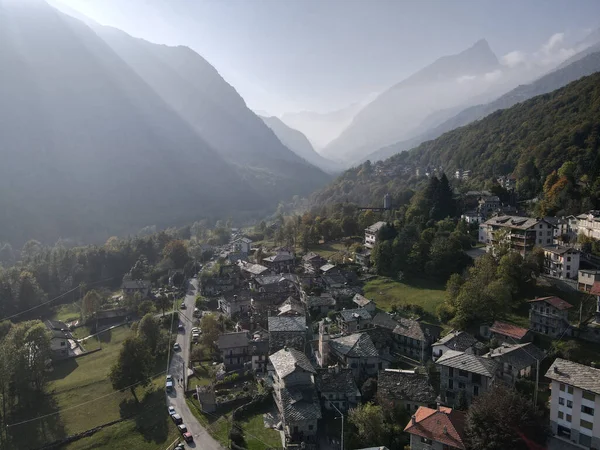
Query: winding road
xmin=166 ymin=278 xmax=225 ymax=450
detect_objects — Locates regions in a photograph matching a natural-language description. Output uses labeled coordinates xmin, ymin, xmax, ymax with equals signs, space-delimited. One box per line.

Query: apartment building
xmin=479 ymin=215 xmax=554 ymax=256
xmin=546 ymin=358 xmax=600 ymax=449
xmin=364 ymin=221 xmax=387 ymax=249
xmin=528 ymin=296 xmax=573 ymax=338
xmin=542 ymin=245 xmax=580 ymax=280
xmin=575 ymin=211 xmax=600 ymax=240
xmin=578 ymin=270 xmax=600 ymax=293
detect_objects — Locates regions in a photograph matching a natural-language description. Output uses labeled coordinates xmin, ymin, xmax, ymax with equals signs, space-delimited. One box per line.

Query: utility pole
xmin=327 ymin=400 xmax=344 ymax=450
xmin=534 ymin=357 xmax=540 ymax=406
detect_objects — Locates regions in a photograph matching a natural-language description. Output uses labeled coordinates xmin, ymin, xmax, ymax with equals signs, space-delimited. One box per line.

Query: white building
xmin=542 ymin=245 xmax=580 ymax=280
xmin=479 ymin=215 xmax=555 ymax=256
xmin=575 ymin=211 xmax=600 ymax=240
xmin=546 ymin=358 xmax=600 ymax=449
xmin=364 ymin=221 xmax=387 ymax=249
xmin=231 ymin=237 xmax=252 ymax=254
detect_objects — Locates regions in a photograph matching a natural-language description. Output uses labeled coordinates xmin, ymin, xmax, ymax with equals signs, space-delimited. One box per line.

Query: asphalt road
xmin=166 ymin=278 xmax=225 ymax=450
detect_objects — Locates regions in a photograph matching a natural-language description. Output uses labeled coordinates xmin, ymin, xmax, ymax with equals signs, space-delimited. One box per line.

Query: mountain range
xmin=365 ymin=47 xmax=600 ymax=163
xmin=0 ymin=0 xmax=329 ymax=245
xmin=259 ymin=116 xmax=341 ymax=173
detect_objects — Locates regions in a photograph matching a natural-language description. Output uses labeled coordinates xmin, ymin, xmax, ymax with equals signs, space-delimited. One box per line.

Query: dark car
xmin=171 ymin=413 xmax=182 ymax=425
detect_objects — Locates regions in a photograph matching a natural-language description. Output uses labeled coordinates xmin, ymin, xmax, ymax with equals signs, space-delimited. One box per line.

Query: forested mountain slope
xmin=311 ymin=71 xmax=600 ymax=209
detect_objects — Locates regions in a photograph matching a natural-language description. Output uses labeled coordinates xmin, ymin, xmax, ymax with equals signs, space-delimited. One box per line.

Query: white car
xmin=173 ymin=343 xmax=181 ymax=351
xmin=168 ymin=406 xmax=176 ymax=416
xmin=192 ymin=333 xmax=200 ymax=342
xmin=191 ymin=327 xmax=200 ymax=333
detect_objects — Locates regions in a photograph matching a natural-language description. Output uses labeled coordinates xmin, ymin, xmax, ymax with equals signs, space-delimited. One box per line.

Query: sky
xmin=56 ymin=0 xmax=600 ymax=116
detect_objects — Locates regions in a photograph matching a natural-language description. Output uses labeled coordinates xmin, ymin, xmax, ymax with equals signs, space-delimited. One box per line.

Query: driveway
xmin=166 ymin=279 xmax=225 ymax=450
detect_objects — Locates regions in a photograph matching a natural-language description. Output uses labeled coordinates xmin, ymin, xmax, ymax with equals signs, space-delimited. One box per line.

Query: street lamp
xmin=325 ymin=399 xmax=344 ymax=450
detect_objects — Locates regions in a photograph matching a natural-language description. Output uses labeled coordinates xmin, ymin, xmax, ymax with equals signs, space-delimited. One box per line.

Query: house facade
xmin=364 ymin=221 xmax=387 ymax=249
xmin=315 ymin=366 xmax=360 ymax=413
xmin=578 ymin=270 xmax=600 ymax=293
xmin=122 ymin=279 xmax=151 ymax=297
xmin=217 ymin=331 xmax=250 ymax=370
xmin=479 ymin=216 xmax=554 ymax=256
xmin=484 ymin=343 xmax=545 ymax=385
xmin=575 ymin=211 xmax=600 ymax=240
xmin=327 ymin=332 xmax=389 ymax=381
xmin=302 ymin=252 xmax=327 ymax=273
xmin=268 ymin=316 xmax=307 ymax=353
xmin=377 ymin=369 xmax=437 ymax=414
xmin=337 ymin=308 xmax=372 ymax=333
xmin=431 ymin=331 xmax=479 ymax=362
xmin=528 ymin=296 xmax=573 ymax=338
xmin=231 ymin=237 xmax=252 ymax=255
xmin=436 ymin=350 xmax=496 ymax=407
xmin=546 ymin=358 xmax=600 ymax=449
xmin=263 ymin=250 xmax=295 ymax=273
xmin=542 ymin=245 xmax=580 ymax=280
xmin=352 ymin=294 xmax=376 ymax=314
xmin=45 ymin=320 xmax=71 ymax=359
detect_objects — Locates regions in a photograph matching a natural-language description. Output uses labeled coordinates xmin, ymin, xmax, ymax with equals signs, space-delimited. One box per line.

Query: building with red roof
xmin=404 ymin=405 xmax=467 ymax=449
xmin=489 ymin=320 xmax=531 ymax=344
xmin=527 ymin=297 xmax=573 ymax=338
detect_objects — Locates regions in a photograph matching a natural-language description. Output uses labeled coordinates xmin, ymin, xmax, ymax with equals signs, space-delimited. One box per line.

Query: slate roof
xmin=435 ymin=350 xmax=497 ymax=377
xmin=303 ymin=252 xmax=325 ymax=262
xmin=485 ymin=343 xmax=545 ymax=370
xmin=489 ymin=321 xmax=529 ymax=340
xmin=366 ymin=221 xmax=387 ymax=233
xmin=49 ymin=329 xmax=69 ymax=340
xmin=240 ymin=263 xmax=269 ymax=275
xmin=234 ymin=237 xmax=253 ymax=244
xmin=45 ymin=319 xmax=68 ymax=331
xmin=483 ymin=215 xmax=546 ymax=230
xmin=278 ymin=298 xmax=305 ymax=316
xmin=353 ymin=294 xmax=374 ymax=308
xmin=377 ymin=370 xmax=437 ymax=404
xmin=546 ymin=358 xmax=600 ymax=395
xmin=279 ymin=385 xmax=322 ymax=422
xmin=404 ymin=406 xmax=467 ymax=449
xmin=329 ymin=333 xmax=378 ymax=358
xmin=217 ymin=331 xmax=249 ymax=349
xmin=122 ymin=279 xmax=151 ymax=290
xmin=264 ymin=254 xmax=294 ymax=263
xmin=307 ymin=295 xmax=336 ymax=308
xmin=394 ymin=317 xmax=428 ymax=341
xmin=254 ymin=275 xmax=291 ymax=286
xmin=269 ymin=347 xmax=315 ymax=379
xmin=434 ymin=331 xmax=478 ymax=352
xmin=320 ymin=263 xmax=336 ymax=273
xmin=268 ymin=316 xmax=306 ymax=332
xmin=315 ymin=367 xmax=359 ymax=395
xmin=542 ymin=245 xmax=579 ymax=256
xmin=339 ymin=308 xmax=372 ymax=323
xmin=372 ymin=312 xmax=399 ymax=330
xmin=528 ymin=296 xmax=573 ymax=310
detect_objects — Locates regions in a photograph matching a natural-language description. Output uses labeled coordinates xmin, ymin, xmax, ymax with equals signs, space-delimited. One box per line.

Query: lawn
xmin=51 ymin=302 xmax=82 ymax=323
xmin=188 ymin=364 xmax=215 ymax=389
xmin=363 ymin=276 xmax=446 ymax=319
xmin=186 ymin=398 xmax=230 ymax=446
xmin=307 ymin=242 xmax=348 ymax=259
xmin=37 ymin=324 xmax=179 ymax=450
xmin=239 ymin=411 xmax=282 ymax=450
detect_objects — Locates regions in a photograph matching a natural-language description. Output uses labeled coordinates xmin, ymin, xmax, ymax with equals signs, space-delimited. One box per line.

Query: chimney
xmin=443 ymin=426 xmax=448 ymax=435
xmin=436 ymin=402 xmax=440 ymax=411
xmin=411 ymin=415 xmax=416 ymax=425
xmin=554 ymin=366 xmax=559 ymax=374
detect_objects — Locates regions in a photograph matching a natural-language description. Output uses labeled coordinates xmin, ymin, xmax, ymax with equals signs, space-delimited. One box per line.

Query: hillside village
xmin=186 ymin=202 xmax=600 ymax=450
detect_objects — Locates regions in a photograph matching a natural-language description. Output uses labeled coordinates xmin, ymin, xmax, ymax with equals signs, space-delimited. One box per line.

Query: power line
xmin=0 ymin=276 xmax=117 ymax=322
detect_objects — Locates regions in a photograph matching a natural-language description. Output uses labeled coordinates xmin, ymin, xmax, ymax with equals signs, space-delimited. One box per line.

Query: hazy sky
xmin=57 ymin=0 xmax=600 ymax=116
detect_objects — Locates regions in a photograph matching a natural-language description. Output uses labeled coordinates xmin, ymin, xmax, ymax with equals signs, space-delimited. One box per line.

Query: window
xmin=459 ymin=382 xmax=465 ymax=389
xmin=448 ymin=379 xmax=454 ymax=389
xmin=559 ymin=397 xmax=565 ymax=405
xmin=567 ymin=414 xmax=572 ymax=422
xmin=567 ymin=400 xmax=573 ymax=409
xmin=538 ymin=239 xmax=542 ymax=244
xmin=458 ymin=369 xmax=468 ymax=378
xmin=548 ymin=231 xmax=552 ymax=236
xmin=581 ymin=419 xmax=594 ymax=430
xmin=558 ymin=411 xmax=564 ymax=419
xmin=582 ymin=405 xmax=595 ymax=416
xmin=568 ymin=386 xmax=574 ymax=394
xmin=421 ymin=437 xmax=433 ymax=444
xmin=448 ymin=367 xmax=454 ymax=377
xmin=308 ymin=425 xmax=314 ymax=431
xmin=474 ymin=385 xmax=479 ymax=396
xmin=583 ymin=391 xmax=595 ymax=401
xmin=547 ymin=239 xmax=552 ymax=244
xmin=567 ymin=265 xmax=571 ymax=270
xmin=580 ymin=434 xmax=592 ymax=447
xmin=567 ymin=256 xmax=571 ymax=262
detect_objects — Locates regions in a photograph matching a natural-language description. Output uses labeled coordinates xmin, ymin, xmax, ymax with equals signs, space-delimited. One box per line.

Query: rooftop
xmin=329 ymin=333 xmax=379 ymax=358
xmin=545 ymin=358 xmax=600 ymax=395
xmin=489 ymin=321 xmax=529 ymax=340
xmin=404 ymin=406 xmax=467 ymax=450
xmin=269 ymin=347 xmax=315 ymax=379
xmin=263 ymin=253 xmax=294 ymax=263
xmin=484 ymin=215 xmax=547 ymax=230
xmin=485 ymin=343 xmax=545 ymax=370
xmin=590 ymin=281 xmax=600 ymax=296
xmin=542 ymin=245 xmax=579 ymax=255
xmin=315 ymin=367 xmax=359 ymax=396
xmin=268 ymin=316 xmax=306 ymax=333
xmin=307 ymin=295 xmax=336 ymax=308
xmin=377 ymin=369 xmax=436 ymax=404
xmin=366 ymin=221 xmax=387 ymax=233
xmin=434 ymin=331 xmax=479 ymax=352
xmin=239 ymin=263 xmax=269 ymax=275
xmin=279 ymin=385 xmax=322 ymax=422
xmin=320 ymin=263 xmax=336 ymax=273
xmin=217 ymin=331 xmax=249 ymax=349
xmin=527 ymin=296 xmax=573 ymax=310
xmin=122 ymin=279 xmax=151 ymax=290
xmin=352 ymin=293 xmax=374 ymax=308
xmin=435 ymin=350 xmax=497 ymax=377
xmin=339 ymin=308 xmax=372 ymax=323
xmin=45 ymin=319 xmax=68 ymax=331
xmin=302 ymin=252 xmax=324 ymax=262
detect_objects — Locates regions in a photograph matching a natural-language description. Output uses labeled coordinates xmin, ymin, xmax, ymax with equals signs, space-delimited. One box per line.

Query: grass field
xmin=239 ymin=411 xmax=282 ymax=450
xmin=363 ymin=276 xmax=446 ymax=320
xmin=38 ymin=324 xmax=179 ymax=450
xmin=186 ymin=398 xmax=230 ymax=445
xmin=307 ymin=242 xmax=348 ymax=259
xmin=188 ymin=364 xmax=214 ymax=389
xmin=51 ymin=302 xmax=82 ymax=323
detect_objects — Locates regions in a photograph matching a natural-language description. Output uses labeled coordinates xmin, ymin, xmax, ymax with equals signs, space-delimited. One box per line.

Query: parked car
xmin=171 ymin=413 xmax=182 ymax=425
xmin=166 ymin=375 xmax=174 ymax=392
xmin=173 ymin=343 xmax=181 ymax=351
xmin=178 ymin=323 xmax=184 ymax=331
xmin=192 ymin=333 xmax=200 ymax=342
xmin=183 ymin=431 xmax=194 ymax=443
xmin=175 ymin=444 xmax=185 ymax=450
xmin=178 ymin=424 xmax=188 ymax=433
xmin=191 ymin=327 xmax=200 ymax=333
xmin=180 ymin=302 xmax=186 ymax=309
xmin=168 ymin=406 xmax=176 ymax=416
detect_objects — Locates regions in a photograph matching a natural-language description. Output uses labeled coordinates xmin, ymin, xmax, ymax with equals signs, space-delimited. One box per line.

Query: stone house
xmin=483 ymin=342 xmax=545 ymax=384
xmin=218 ymin=291 xmax=252 ymax=318
xmin=486 ymin=320 xmax=531 ymax=344
xmin=315 ymin=365 xmax=360 ymax=413
xmin=377 ymin=369 xmax=437 ymax=414
xmin=337 ymin=308 xmax=372 ymax=333
xmin=306 ymin=294 xmax=336 ymax=315
xmin=269 ymin=347 xmax=321 ymax=446
xmin=217 ymin=331 xmax=250 ymax=370
xmin=268 ymin=316 xmax=307 ymax=353
xmin=121 ymin=279 xmax=151 ymax=297
xmin=352 ymin=294 xmax=376 ymax=314
xmin=302 ymin=252 xmax=327 ymax=273
xmin=263 ymin=250 xmax=295 ymax=273
xmin=327 ymin=332 xmax=389 ymax=381
xmin=404 ymin=405 xmax=467 ymax=450
xmin=431 ymin=331 xmax=479 ymax=361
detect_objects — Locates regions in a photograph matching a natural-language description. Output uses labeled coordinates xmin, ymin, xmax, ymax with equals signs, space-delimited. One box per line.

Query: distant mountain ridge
xmin=0 ymin=0 xmax=328 ymax=245
xmin=259 ymin=116 xmax=341 ymax=173
xmin=366 ymin=48 xmax=600 ymax=163
xmin=320 ymin=39 xmax=502 ymax=164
